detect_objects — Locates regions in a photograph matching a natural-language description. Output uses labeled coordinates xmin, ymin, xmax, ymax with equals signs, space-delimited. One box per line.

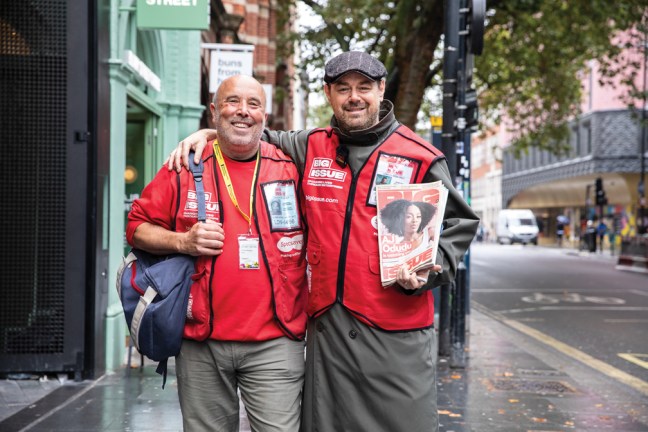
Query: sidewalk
xmin=1 ymin=246 xmax=646 ymax=431
xmin=2 ymin=306 xmax=646 ymax=432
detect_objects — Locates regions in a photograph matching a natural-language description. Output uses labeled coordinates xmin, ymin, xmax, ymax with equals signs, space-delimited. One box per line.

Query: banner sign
xmin=262 ymin=84 xmax=273 ymax=114
xmin=203 ymin=44 xmax=255 ymax=93
xmin=123 ymin=50 xmax=161 ymax=92
xmin=137 ymin=0 xmax=209 ymax=30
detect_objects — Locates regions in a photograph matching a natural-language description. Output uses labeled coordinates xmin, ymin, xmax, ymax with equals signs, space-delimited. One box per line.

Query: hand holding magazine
xmin=376 ymin=181 xmax=448 ymax=287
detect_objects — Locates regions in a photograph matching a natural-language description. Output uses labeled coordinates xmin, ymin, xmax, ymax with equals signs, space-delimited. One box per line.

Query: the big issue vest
xmin=179 ymin=142 xmax=308 ymax=341
xmin=302 ymin=125 xmax=445 ymax=331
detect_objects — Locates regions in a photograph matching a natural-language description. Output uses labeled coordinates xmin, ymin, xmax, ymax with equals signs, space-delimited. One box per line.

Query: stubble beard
xmin=337 ymin=102 xmax=380 ymax=133
xmin=215 ymin=114 xmax=265 ymax=157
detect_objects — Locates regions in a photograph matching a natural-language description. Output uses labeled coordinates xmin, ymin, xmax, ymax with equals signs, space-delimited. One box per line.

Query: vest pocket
xmin=183 ymin=264 xmax=211 ymax=341
xmin=368 ymin=252 xmax=381 ymax=275
xmin=276 ymin=263 xmax=308 ymax=326
xmin=306 ymin=243 xmax=322 ymax=307
xmin=306 ymin=243 xmax=321 ymax=289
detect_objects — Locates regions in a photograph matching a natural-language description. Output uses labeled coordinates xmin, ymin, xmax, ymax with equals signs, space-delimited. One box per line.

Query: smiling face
xmin=210 ymin=75 xmax=266 ymax=160
xmin=403 ymin=205 xmax=422 ymax=239
xmin=324 ymin=72 xmax=385 ymax=133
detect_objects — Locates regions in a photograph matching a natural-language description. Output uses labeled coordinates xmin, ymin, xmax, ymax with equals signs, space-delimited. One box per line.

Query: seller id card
xmin=262 ymin=181 xmax=301 ymax=231
xmin=238 ymin=234 xmax=260 ymax=270
xmin=367 ymin=153 xmax=420 ymax=206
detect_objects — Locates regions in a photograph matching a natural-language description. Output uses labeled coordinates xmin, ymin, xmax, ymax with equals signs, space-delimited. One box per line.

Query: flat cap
xmin=324 ymin=51 xmax=387 ymax=84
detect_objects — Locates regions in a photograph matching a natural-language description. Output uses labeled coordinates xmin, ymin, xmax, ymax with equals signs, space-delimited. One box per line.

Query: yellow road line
xmin=502 ymin=319 xmax=648 ymax=396
xmin=618 ymin=353 xmax=648 ymax=370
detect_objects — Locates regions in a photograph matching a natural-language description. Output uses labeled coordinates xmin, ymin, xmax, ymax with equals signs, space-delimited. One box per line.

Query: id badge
xmin=238 ymin=234 xmax=260 ymax=270
xmin=367 ymin=153 xmax=420 ymax=205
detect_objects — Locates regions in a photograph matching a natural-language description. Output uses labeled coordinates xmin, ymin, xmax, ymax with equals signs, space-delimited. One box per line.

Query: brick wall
xmin=220 ymin=0 xmax=292 ymax=129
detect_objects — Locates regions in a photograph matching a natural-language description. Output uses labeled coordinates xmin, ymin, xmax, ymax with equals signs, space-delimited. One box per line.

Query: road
xmin=470 ymin=242 xmax=648 ymax=393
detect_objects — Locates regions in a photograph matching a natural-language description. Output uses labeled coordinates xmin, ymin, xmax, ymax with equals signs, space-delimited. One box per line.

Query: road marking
xmin=473 ymin=288 xmax=630 ymax=293
xmin=618 ymin=353 xmax=648 ymax=370
xmin=631 ymin=290 xmax=648 ymax=297
xmin=473 ymin=303 xmax=648 ymax=396
xmin=605 ymin=319 xmax=648 ymax=324
xmin=501 ymin=306 xmax=648 ymax=314
xmin=521 ymin=292 xmax=625 ymax=305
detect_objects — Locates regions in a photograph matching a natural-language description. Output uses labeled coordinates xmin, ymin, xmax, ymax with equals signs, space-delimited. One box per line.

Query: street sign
xmin=430 ymin=116 xmax=443 ymax=129
xmin=137 ymin=0 xmax=209 ymax=30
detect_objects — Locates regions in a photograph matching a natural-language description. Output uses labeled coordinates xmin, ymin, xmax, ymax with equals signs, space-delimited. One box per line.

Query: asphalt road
xmin=470 ymin=242 xmax=648 ymax=393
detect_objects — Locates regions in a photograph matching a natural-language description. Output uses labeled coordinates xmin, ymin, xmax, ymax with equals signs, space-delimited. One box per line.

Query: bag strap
xmin=156 ymin=359 xmax=169 ymax=389
xmin=188 ymin=152 xmax=206 ymax=222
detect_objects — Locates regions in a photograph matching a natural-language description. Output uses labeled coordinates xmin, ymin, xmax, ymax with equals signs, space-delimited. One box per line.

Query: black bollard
xmin=438 ymin=283 xmax=452 ymax=357
xmin=450 ymin=262 xmax=467 ymax=368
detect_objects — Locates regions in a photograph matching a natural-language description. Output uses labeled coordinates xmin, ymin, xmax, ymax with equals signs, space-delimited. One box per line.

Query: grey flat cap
xmin=324 ymin=51 xmax=387 ymax=84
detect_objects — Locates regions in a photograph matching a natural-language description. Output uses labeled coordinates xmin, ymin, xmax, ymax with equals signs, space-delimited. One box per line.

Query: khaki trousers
xmin=176 ymin=337 xmax=305 ymax=432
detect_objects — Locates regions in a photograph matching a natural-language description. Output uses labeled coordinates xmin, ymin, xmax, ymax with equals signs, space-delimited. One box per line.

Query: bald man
xmin=126 ymin=76 xmax=308 ymax=432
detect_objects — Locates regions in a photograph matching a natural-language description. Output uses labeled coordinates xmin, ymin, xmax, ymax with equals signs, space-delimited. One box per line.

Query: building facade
xmin=0 ymin=0 xmax=296 ymax=378
xmin=471 ymin=56 xmax=646 ymax=247
xmin=104 ymin=0 xmax=205 ymax=372
xmin=201 ymin=0 xmax=298 ymax=130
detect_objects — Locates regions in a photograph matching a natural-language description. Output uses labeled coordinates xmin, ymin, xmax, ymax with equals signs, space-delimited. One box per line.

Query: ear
xmin=209 ymin=103 xmax=217 ymax=121
xmin=323 ymin=83 xmax=333 ymax=103
xmin=378 ymin=79 xmax=386 ymax=98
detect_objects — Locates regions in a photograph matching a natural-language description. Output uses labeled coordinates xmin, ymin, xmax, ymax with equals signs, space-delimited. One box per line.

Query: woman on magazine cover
xmin=380 ymin=199 xmax=436 ymax=252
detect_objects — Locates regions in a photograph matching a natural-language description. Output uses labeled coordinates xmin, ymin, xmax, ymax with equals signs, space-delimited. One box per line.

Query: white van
xmin=496 ymin=209 xmax=539 ymax=245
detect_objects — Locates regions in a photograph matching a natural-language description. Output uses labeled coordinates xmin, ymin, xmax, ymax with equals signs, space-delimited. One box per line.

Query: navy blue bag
xmin=116 ymin=155 xmax=205 ymax=387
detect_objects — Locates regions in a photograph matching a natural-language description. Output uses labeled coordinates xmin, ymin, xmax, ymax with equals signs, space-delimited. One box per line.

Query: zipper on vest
xmin=253 ymin=171 xmax=301 ymax=341
xmin=207 ymin=256 xmax=216 ymax=338
xmin=336 ymin=174 xmax=359 ymax=302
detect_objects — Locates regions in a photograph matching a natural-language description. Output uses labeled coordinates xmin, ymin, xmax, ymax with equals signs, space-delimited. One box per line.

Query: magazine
xmin=376 ymin=181 xmax=448 ymax=287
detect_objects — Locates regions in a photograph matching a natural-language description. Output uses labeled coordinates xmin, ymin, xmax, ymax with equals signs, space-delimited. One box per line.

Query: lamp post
xmin=638 ymin=25 xmax=646 ymax=234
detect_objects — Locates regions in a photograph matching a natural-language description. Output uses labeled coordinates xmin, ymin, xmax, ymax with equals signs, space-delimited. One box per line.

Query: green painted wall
xmin=105 ymin=0 xmax=204 ymax=372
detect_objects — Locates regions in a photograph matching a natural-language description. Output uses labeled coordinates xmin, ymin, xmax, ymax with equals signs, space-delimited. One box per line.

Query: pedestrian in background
xmin=128 ymin=76 xmax=307 ymax=432
xmin=169 ymin=52 xmax=479 ymax=432
xmin=556 ymin=219 xmax=565 ymax=247
xmin=597 ymin=219 xmax=608 ymax=253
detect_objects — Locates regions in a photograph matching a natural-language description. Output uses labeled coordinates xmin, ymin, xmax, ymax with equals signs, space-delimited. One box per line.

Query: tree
xmin=277 ymin=0 xmax=647 ymax=154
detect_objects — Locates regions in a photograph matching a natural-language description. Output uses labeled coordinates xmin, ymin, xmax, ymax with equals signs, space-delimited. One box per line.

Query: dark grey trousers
xmin=301 ymin=304 xmax=439 ymax=432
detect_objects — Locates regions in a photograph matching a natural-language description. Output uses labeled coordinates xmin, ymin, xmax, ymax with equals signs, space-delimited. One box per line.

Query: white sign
xmin=204 ymin=44 xmax=254 ymax=93
xmin=262 ymin=84 xmax=273 ymax=114
xmin=123 ymin=50 xmax=161 ymax=92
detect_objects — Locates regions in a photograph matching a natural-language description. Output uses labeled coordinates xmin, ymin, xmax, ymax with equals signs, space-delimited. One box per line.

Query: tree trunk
xmin=388 ymin=1 xmax=444 ymax=129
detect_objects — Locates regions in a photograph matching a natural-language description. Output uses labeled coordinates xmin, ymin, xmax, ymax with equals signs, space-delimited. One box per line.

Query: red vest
xmin=302 ymin=126 xmax=444 ymax=330
xmin=178 ymin=142 xmax=307 ymax=341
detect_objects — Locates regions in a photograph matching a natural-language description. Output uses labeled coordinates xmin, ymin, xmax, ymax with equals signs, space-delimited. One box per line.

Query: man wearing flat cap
xmin=171 ymin=51 xmax=479 ymax=432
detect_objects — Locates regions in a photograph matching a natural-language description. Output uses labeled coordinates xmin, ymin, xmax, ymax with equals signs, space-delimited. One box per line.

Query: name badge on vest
xmin=262 ymin=180 xmax=301 ymax=231
xmin=367 ymin=152 xmax=421 ymax=206
xmin=238 ymin=234 xmax=260 ymax=270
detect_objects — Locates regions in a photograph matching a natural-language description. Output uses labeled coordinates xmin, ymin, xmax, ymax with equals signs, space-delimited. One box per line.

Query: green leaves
xmin=279 ymin=0 xmax=646 ymax=155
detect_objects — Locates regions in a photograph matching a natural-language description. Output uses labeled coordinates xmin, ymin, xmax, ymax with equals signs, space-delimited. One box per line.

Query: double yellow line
xmin=474 ymin=303 xmax=648 ymax=396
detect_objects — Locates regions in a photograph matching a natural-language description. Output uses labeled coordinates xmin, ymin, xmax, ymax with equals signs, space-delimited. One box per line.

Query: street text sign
xmin=137 ymin=0 xmax=209 ymax=30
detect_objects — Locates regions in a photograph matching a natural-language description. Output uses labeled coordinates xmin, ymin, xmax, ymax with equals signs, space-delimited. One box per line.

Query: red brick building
xmin=201 ymin=0 xmax=296 ymax=130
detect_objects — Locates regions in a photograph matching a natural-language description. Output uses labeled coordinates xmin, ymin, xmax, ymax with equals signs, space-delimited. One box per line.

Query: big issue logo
xmin=308 ymin=158 xmax=347 ymax=182
xmin=185 ymin=190 xmax=219 ymax=213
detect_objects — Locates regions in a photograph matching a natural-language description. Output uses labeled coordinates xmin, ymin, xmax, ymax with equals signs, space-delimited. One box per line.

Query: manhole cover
xmin=487 ymin=379 xmax=576 ymax=394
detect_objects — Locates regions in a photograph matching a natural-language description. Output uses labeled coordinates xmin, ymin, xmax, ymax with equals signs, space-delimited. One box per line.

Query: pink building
xmin=471 ymin=37 xmax=646 ymax=245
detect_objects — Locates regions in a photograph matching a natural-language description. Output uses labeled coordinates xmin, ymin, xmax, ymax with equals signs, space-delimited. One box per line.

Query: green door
xmin=124 ymin=99 xmax=159 ymax=255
